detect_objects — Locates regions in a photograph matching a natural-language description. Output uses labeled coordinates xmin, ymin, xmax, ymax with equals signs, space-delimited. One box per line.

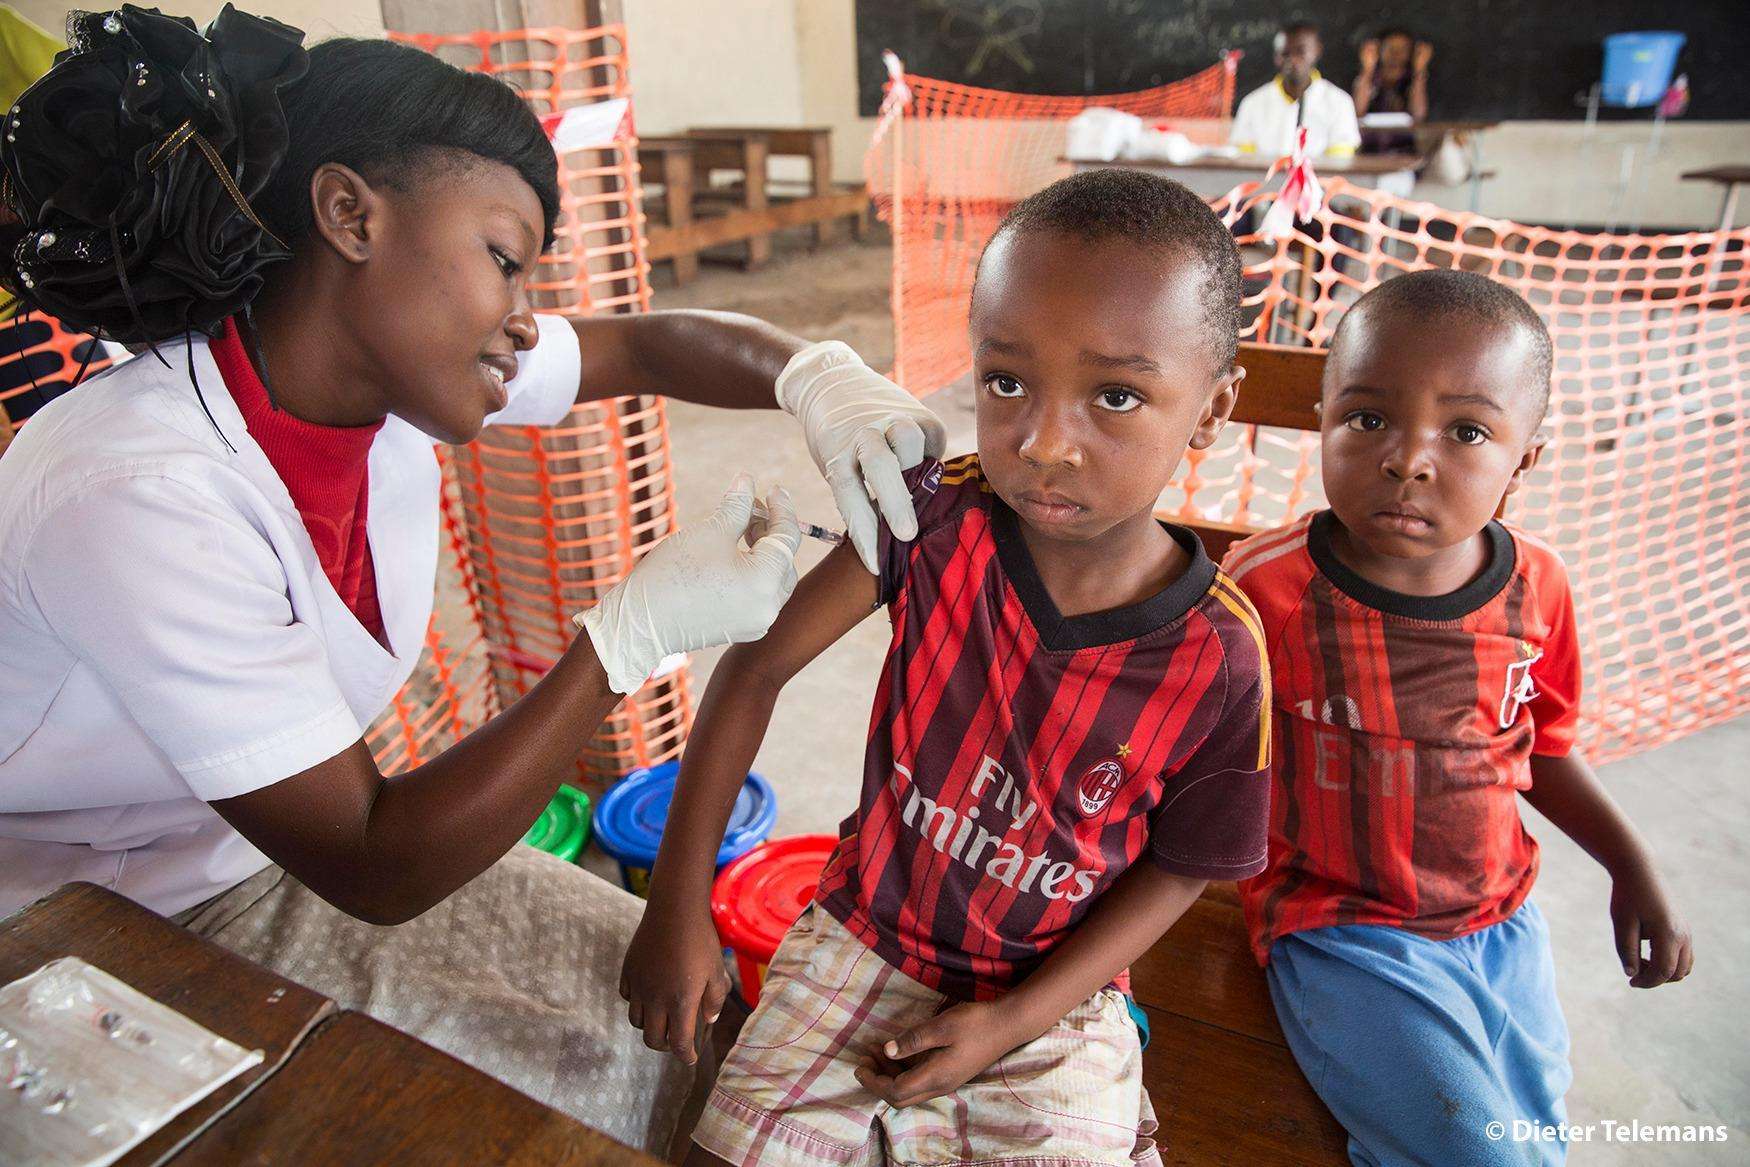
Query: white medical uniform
xmin=1230 ymin=72 xmax=1362 ymax=158
xmin=0 ymin=315 xmax=580 ymax=919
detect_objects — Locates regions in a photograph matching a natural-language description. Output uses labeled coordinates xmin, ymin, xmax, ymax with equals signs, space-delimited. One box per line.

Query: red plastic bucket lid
xmin=710 ymin=834 xmax=838 ymax=965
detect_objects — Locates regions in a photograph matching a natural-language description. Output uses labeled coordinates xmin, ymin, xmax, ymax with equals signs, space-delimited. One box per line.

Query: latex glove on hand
xmin=577 ymin=474 xmax=801 ymax=695
xmin=777 ymin=341 xmax=948 ymax=573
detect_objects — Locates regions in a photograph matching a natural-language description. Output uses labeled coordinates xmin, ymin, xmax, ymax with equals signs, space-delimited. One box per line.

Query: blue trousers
xmin=1267 ymin=901 xmax=1572 ymax=1167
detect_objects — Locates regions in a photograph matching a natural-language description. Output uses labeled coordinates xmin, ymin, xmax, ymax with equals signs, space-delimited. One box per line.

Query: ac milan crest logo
xmin=1077 ymin=758 xmax=1126 ymax=817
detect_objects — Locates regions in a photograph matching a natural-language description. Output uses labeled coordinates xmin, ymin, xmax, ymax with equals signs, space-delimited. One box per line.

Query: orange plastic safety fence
xmin=866 ymin=60 xmax=1236 ymax=394
xmin=364 ymin=465 xmax=501 ymax=773
xmin=0 ymin=311 xmax=112 ymax=447
xmin=391 ymin=24 xmax=692 ymax=785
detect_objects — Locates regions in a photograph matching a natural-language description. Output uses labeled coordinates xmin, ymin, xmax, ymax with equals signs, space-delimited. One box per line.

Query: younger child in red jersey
xmin=1224 ymin=269 xmax=1694 ymax=1167
xmin=621 ymin=170 xmax=1272 ymax=1167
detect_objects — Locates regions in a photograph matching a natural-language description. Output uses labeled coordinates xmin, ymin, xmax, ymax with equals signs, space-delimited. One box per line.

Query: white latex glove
xmin=776 ymin=341 xmax=948 ymax=573
xmin=576 ymin=474 xmax=802 ymax=695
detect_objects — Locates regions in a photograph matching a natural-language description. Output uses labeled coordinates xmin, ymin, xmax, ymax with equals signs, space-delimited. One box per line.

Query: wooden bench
xmin=637 ymin=138 xmax=702 ymax=286
xmin=1129 ymin=340 xmax=1347 ymax=1163
xmin=1133 ymin=886 xmax=1349 ymax=1164
xmin=637 ymin=126 xmax=868 ymax=282
xmin=1174 ymin=341 xmax=1326 ymax=562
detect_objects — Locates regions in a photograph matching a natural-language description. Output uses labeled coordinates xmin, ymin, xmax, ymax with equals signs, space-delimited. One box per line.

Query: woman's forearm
xmin=363 ymin=635 xmax=623 ymax=909
xmin=216 ymin=632 xmax=624 ymax=925
xmin=1408 ymin=73 xmax=1429 ymax=122
xmin=574 ymin=309 xmax=806 ymax=409
xmin=1353 ymin=72 xmax=1377 ymax=115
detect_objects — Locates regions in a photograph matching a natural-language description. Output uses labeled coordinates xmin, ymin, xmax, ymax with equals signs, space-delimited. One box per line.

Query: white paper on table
xmin=0 ymin=957 xmax=264 ymax=1167
xmin=1065 ymin=107 xmax=1142 ymax=162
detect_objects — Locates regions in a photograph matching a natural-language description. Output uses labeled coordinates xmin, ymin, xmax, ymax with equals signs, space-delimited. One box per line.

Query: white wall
xmin=618 ymin=0 xmax=806 ymax=136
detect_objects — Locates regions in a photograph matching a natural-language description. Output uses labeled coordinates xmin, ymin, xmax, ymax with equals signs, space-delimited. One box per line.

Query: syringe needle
xmin=750 ymin=499 xmax=846 ymax=545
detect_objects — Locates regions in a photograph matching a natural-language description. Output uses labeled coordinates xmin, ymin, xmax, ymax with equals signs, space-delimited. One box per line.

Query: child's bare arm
xmin=857 ymin=862 xmax=1206 ymax=1108
xmin=1524 ymin=752 xmax=1694 ymax=988
xmin=622 ymin=541 xmax=878 ymax=1062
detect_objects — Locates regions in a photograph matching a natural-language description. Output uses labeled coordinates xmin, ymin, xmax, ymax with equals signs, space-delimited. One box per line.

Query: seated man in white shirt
xmin=1231 ymin=22 xmax=1360 ymax=159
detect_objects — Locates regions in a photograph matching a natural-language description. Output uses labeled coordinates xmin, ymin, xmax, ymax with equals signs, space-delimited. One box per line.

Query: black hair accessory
xmin=0 ymin=5 xmax=308 ymax=348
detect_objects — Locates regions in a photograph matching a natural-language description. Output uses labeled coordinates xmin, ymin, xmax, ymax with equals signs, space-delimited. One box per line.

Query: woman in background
xmin=1353 ymin=28 xmax=1432 ymax=155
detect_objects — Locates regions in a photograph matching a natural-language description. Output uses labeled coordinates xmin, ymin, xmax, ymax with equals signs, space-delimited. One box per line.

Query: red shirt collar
xmin=209 ymin=317 xmax=382 ymax=497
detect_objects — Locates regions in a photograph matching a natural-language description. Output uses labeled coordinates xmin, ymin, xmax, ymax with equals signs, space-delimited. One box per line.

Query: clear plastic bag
xmin=0 ymin=957 xmax=263 ymax=1167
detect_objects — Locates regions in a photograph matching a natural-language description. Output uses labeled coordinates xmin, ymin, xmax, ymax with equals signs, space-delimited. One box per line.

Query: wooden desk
xmin=692 ymin=126 xmax=833 ymax=186
xmin=1066 ymin=153 xmax=1425 ymax=201
xmin=1131 ymin=891 xmax=1349 ymax=1165
xmin=686 ymin=130 xmax=774 ymax=268
xmin=0 ymin=883 xmax=661 ymax=1166
xmin=1681 ymin=165 xmax=1750 ymax=231
xmin=174 ymin=1012 xmax=652 ymax=1166
xmin=636 ymin=137 xmax=700 ymax=284
xmin=638 ymin=126 xmax=866 ymax=274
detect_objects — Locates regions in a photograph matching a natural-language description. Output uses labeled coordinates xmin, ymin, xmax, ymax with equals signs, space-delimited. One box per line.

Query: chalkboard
xmin=856 ymin=0 xmax=1749 ymax=122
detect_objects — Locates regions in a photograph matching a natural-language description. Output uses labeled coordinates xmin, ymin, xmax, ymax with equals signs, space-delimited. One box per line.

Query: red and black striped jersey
xmin=1224 ymin=511 xmax=1582 ymax=965
xmin=816 ymin=454 xmax=1271 ymax=1002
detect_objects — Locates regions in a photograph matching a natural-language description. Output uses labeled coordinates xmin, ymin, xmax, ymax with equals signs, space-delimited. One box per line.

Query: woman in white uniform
xmin=0 ymin=9 xmax=942 ymax=1152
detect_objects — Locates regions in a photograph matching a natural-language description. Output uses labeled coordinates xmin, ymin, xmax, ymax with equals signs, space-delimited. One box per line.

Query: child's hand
xmin=619 ymin=898 xmax=730 ymax=1064
xmin=1413 ymin=41 xmax=1434 ymax=73
xmin=1358 ymin=40 xmax=1378 ymax=74
xmin=1608 ymin=868 xmax=1694 ymax=989
xmin=853 ymin=1001 xmax=1023 ymax=1108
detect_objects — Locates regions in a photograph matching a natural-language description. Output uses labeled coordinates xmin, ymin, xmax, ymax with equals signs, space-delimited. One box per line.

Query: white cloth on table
xmin=175 ymin=845 xmax=699 ymax=1157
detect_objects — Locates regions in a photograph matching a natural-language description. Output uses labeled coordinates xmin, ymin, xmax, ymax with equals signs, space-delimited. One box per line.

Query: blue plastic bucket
xmin=592 ymin=760 xmax=778 ymax=896
xmin=1601 ymin=32 xmax=1685 ymax=109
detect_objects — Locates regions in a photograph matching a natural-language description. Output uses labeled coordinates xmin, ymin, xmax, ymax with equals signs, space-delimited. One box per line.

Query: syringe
xmin=751 ymin=499 xmax=845 ymax=546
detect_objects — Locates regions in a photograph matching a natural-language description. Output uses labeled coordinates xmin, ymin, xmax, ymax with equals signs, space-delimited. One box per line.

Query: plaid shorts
xmin=693 ymin=908 xmax=1161 ymax=1167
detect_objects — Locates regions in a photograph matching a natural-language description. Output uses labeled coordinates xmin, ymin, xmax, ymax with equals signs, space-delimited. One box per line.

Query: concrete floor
xmin=650 ymin=232 xmax=1749 ymax=1164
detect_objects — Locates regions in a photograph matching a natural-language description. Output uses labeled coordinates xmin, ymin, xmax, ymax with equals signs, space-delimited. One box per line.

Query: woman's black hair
xmin=258 ymin=38 xmax=560 ymax=251
xmin=0 ymin=10 xmax=560 ymax=348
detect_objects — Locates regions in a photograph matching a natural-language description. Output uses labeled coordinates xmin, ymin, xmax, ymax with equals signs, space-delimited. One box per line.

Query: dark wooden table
xmin=689 ymin=125 xmax=847 ymax=246
xmin=1130 ymin=886 xmax=1350 ymax=1165
xmin=636 ymin=137 xmax=700 ymax=284
xmin=1066 ymin=152 xmax=1426 ymax=202
xmin=0 ymin=883 xmax=661 ymax=1166
xmin=633 ymin=127 xmax=867 ymax=279
xmin=680 ymin=129 xmax=774 ymax=269
xmin=1680 ymin=165 xmax=1750 ymax=231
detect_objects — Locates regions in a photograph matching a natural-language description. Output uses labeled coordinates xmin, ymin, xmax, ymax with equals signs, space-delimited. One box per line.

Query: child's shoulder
xmin=1498 ymin=520 xmax=1576 ymax=615
xmin=1219 ymin=514 xmax=1318 ymax=595
xmin=1214 ymin=515 xmax=1320 ymax=646
xmin=1499 ymin=521 xmax=1572 ymax=585
xmin=908 ymin=452 xmax=993 ymax=537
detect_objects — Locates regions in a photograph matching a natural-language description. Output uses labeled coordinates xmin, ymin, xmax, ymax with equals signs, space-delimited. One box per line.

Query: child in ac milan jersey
xmin=621 ymin=170 xmax=1271 ymax=1167
xmin=1224 ymin=269 xmax=1693 ymax=1167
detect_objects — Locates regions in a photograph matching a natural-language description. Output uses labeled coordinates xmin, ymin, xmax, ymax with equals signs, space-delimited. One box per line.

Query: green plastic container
xmin=522 ymin=784 xmax=592 ymax=863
